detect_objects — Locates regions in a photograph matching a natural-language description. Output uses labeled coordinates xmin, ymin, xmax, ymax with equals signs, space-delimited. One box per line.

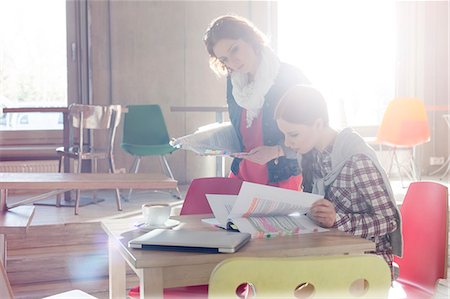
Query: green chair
xmin=120 ymin=104 xmax=180 ymax=199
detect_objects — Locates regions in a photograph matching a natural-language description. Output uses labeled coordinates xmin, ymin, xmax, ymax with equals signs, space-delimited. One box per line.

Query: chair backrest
xmin=122 ymin=104 xmax=171 ymax=146
xmin=107 ymin=105 xmax=126 ymax=156
xmin=180 ymin=177 xmax=243 ymax=215
xmin=69 ymin=104 xmax=112 ymax=130
xmin=103 ymin=105 xmax=126 ymax=173
xmin=209 ymin=255 xmax=392 ymax=298
xmin=394 ymin=181 xmax=448 ymax=292
xmin=376 ymin=98 xmax=430 ymax=147
xmin=68 ymin=104 xmax=121 ymax=151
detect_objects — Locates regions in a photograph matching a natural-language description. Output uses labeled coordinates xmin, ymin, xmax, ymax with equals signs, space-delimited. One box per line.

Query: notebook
xmin=128 ymin=229 xmax=251 ymax=253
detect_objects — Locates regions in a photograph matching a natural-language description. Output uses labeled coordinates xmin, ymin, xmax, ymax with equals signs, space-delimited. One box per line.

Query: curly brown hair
xmin=203 ymin=15 xmax=268 ymax=76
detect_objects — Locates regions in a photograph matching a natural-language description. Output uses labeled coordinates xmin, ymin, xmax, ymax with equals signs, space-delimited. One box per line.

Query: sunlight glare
xmin=278 ymin=0 xmax=396 ymax=127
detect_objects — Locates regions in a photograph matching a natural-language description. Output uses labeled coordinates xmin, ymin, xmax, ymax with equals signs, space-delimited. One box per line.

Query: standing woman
xmin=203 ymin=15 xmax=310 ymax=190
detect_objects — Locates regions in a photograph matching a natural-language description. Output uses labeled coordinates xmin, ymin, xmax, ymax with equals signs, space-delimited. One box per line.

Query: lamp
xmin=376 ymin=98 xmax=430 ymax=185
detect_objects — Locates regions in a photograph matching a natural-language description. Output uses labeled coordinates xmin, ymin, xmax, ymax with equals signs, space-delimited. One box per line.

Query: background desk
xmin=1 ymin=107 xmax=69 ymax=162
xmin=170 ymin=106 xmax=229 ymax=177
xmin=101 ymin=214 xmax=375 ymax=299
xmin=1 ymin=107 xmax=71 ymax=202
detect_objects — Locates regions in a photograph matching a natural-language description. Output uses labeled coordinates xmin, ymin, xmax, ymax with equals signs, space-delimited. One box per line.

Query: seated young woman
xmin=274 ymin=85 xmax=402 ymax=276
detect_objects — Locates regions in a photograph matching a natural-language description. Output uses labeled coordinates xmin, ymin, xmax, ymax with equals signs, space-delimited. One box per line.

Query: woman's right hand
xmin=309 ymin=199 xmax=336 ymax=228
xmin=232 ymin=145 xmax=281 ymax=165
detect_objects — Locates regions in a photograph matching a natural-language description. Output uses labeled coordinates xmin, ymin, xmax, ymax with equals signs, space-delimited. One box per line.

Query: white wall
xmin=89 ymin=1 xmax=276 ymax=183
xmin=88 ymin=0 xmax=448 ymax=181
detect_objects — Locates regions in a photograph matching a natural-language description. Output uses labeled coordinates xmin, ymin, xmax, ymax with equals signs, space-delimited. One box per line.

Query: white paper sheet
xmin=202 ymin=182 xmax=328 ymax=238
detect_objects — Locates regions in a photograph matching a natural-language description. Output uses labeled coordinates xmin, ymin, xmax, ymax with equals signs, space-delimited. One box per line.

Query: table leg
xmin=0 ymin=235 xmax=5 ymax=267
xmin=0 ymin=189 xmax=7 ymax=212
xmin=108 ymin=239 xmax=126 ymax=299
xmin=138 ymin=267 xmax=164 ymax=299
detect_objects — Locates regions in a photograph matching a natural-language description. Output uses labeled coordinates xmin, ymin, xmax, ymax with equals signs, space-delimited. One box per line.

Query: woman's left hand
xmin=309 ymin=199 xmax=336 ymax=228
xmin=233 ymin=145 xmax=281 ymax=165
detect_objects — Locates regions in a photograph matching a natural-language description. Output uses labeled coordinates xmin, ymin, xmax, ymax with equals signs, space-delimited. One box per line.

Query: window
xmin=278 ymin=0 xmax=396 ymax=128
xmin=0 ymin=0 xmax=87 ymax=161
xmin=0 ymin=0 xmax=67 ymax=131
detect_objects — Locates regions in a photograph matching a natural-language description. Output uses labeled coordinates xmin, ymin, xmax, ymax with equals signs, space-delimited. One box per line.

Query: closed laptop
xmin=128 ymin=229 xmax=251 ymax=253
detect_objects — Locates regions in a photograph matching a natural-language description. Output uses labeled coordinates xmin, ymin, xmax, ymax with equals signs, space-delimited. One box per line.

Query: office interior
xmin=0 ymin=1 xmax=448 ymax=298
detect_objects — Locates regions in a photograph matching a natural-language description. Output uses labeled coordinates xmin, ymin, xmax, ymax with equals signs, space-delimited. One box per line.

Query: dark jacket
xmin=227 ymin=63 xmax=310 ymax=183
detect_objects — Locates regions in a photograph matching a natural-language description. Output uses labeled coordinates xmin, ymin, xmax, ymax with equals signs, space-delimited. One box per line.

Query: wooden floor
xmin=6 ymin=186 xmax=188 ymax=299
xmin=4 ymin=177 xmax=450 ymax=299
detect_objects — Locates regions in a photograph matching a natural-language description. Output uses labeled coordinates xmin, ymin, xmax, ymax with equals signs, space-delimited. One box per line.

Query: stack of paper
xmin=203 ymin=181 xmax=328 ymax=238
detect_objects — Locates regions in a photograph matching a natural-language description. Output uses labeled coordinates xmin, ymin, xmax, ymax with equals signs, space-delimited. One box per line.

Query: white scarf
xmin=231 ymin=47 xmax=280 ymax=128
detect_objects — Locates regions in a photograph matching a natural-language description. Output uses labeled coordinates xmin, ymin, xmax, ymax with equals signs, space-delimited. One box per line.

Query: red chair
xmin=389 ymin=182 xmax=448 ymax=299
xmin=128 ymin=177 xmax=243 ymax=299
xmin=179 ymin=177 xmax=243 ymax=215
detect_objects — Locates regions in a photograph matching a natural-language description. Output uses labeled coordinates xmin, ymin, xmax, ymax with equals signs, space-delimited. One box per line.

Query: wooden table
xmin=1 ymin=107 xmax=74 ymax=202
xmin=0 ymin=205 xmax=35 ymax=299
xmin=1 ymin=107 xmax=70 ymax=165
xmin=170 ymin=106 xmax=229 ymax=177
xmin=101 ymin=214 xmax=375 ymax=299
xmin=0 ymin=173 xmax=177 ymax=212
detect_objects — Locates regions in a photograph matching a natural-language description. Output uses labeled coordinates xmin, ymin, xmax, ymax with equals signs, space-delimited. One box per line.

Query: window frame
xmin=0 ymin=0 xmax=89 ymax=161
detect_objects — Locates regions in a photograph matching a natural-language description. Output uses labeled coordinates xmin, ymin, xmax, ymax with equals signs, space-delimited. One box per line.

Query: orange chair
xmin=389 ymin=182 xmax=448 ymax=299
xmin=376 ymin=98 xmax=430 ymax=184
xmin=128 ymin=177 xmax=243 ymax=299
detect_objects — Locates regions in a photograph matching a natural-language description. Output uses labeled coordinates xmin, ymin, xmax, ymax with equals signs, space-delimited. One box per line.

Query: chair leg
xmin=429 ymin=157 xmax=450 ymax=176
xmin=74 ymin=189 xmax=81 ymax=215
xmin=74 ymin=156 xmax=83 ymax=214
xmin=127 ymin=156 xmax=141 ymax=201
xmin=108 ymin=155 xmax=122 ymax=211
xmin=56 ymin=156 xmax=64 ymax=207
xmin=406 ymin=149 xmax=418 ymax=182
xmin=92 ymin=158 xmax=98 ymax=203
xmin=160 ymin=156 xmax=181 ymax=199
xmin=439 ymin=161 xmax=450 ymax=179
xmin=386 ymin=148 xmax=396 ymax=178
xmin=128 ymin=156 xmax=141 ymax=174
xmin=392 ymin=150 xmax=406 ymax=188
xmin=114 ymin=188 xmax=122 ymax=211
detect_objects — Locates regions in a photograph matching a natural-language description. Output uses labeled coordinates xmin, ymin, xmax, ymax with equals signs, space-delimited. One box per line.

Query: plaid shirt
xmin=312 ymin=145 xmax=398 ymax=268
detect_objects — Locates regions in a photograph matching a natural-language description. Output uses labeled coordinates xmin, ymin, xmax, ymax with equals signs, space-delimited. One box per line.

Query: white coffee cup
xmin=142 ymin=203 xmax=171 ymax=226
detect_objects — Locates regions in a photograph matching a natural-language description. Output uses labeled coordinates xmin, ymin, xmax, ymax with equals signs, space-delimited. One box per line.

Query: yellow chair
xmin=376 ymin=98 xmax=430 ymax=184
xmin=209 ymin=255 xmax=391 ymax=298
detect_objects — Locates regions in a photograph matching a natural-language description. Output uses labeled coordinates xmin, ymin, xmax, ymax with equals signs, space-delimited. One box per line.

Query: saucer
xmin=135 ymin=219 xmax=180 ymax=231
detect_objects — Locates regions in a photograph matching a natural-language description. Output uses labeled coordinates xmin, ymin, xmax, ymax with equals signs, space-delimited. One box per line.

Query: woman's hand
xmin=309 ymin=199 xmax=336 ymax=228
xmin=233 ymin=145 xmax=281 ymax=165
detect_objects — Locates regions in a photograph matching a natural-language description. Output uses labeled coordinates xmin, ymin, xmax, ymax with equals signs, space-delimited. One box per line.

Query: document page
xmin=170 ymin=122 xmax=241 ymax=156
xmin=203 ymin=182 xmax=327 ymax=238
xmin=231 ymin=214 xmax=328 ymax=238
xmin=229 ymin=181 xmax=323 ymax=219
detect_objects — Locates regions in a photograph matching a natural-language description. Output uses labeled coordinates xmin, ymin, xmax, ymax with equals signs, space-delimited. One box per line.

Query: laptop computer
xmin=128 ymin=229 xmax=251 ymax=253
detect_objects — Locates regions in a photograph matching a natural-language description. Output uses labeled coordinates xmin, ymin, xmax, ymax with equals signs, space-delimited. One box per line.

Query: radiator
xmin=0 ymin=160 xmax=59 ymax=172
